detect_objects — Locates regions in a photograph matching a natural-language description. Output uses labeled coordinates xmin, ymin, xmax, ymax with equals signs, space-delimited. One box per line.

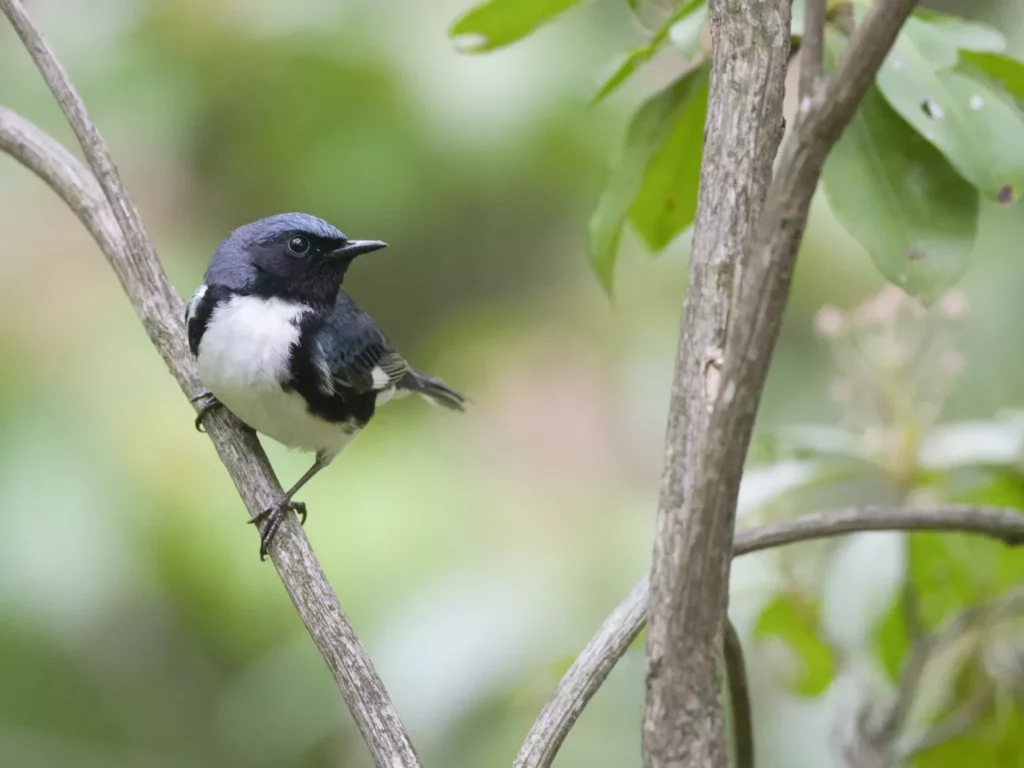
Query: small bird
xmin=186 ymin=213 xmax=466 ymax=558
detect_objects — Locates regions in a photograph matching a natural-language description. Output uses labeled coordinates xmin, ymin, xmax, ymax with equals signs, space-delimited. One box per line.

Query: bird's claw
xmin=249 ymin=499 xmax=308 ymax=560
xmin=191 ymin=391 xmax=222 ymax=433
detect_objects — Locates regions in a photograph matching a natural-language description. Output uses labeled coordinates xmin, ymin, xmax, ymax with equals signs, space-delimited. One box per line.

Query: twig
xmin=724 ymin=619 xmax=754 ymax=768
xmin=644 ymin=0 xmax=919 ymax=764
xmin=799 ymin=0 xmax=827 ymax=100
xmin=513 ymin=579 xmax=647 ymax=768
xmin=518 ymin=504 xmax=1021 ymax=768
xmin=0 ymin=3 xmax=420 ymax=765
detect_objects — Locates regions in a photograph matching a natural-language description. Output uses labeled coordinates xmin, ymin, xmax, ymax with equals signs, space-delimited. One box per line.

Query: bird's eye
xmin=287 ymin=236 xmax=311 ymax=256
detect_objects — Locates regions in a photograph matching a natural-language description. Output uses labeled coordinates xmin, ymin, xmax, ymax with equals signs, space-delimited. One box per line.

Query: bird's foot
xmin=191 ymin=391 xmax=223 ymax=432
xmin=248 ymin=499 xmax=308 ymax=560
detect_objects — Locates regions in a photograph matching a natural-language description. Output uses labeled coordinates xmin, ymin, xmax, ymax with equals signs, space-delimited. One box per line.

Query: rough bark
xmin=643 ymin=0 xmax=918 ymax=763
xmin=643 ymin=1 xmax=792 ymax=764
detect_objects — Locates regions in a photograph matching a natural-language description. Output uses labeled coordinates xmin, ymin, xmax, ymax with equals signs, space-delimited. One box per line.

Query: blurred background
xmin=1 ymin=0 xmax=1023 ymax=766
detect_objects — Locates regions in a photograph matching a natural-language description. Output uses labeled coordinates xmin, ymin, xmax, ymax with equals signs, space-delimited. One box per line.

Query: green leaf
xmin=588 ymin=65 xmax=708 ymax=293
xmin=754 ymin=593 xmax=837 ymax=696
xmin=874 ymin=596 xmax=910 ymax=683
xmin=877 ymin=63 xmax=1024 ymax=203
xmin=959 ymin=50 xmax=1024 ymax=100
xmin=628 ymin=76 xmax=707 ymax=252
xmin=593 ymin=49 xmax=659 ymax=106
xmin=910 ymin=533 xmax=981 ymax=628
xmin=872 ymin=14 xmax=1024 ymax=201
xmin=592 ymin=0 xmax=704 ymax=104
xmin=905 ymin=9 xmax=1005 ymax=58
xmin=449 ymin=0 xmax=581 ymax=53
xmin=821 ymin=84 xmax=979 ymax=302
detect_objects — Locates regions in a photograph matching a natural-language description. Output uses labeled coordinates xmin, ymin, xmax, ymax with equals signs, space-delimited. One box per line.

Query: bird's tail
xmin=400 ymin=370 xmax=467 ymax=412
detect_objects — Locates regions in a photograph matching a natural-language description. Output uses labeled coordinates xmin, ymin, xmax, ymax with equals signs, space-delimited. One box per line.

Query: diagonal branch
xmin=644 ymin=0 xmax=918 ymax=764
xmin=0 ymin=3 xmax=420 ymax=765
xmin=519 ymin=504 xmax=1022 ymax=768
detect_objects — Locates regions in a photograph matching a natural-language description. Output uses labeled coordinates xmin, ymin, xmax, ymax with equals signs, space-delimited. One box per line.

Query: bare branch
xmin=0 ymin=3 xmax=420 ymax=764
xmin=522 ymin=504 xmax=1021 ymax=768
xmin=645 ymin=0 xmax=917 ymax=763
xmin=514 ymin=579 xmax=647 ymax=768
xmin=799 ymin=0 xmax=827 ymax=100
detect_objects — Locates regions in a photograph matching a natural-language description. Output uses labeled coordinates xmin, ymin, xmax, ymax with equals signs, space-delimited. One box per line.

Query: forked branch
xmin=518 ymin=504 xmax=1022 ymax=768
xmin=644 ymin=0 xmax=918 ymax=764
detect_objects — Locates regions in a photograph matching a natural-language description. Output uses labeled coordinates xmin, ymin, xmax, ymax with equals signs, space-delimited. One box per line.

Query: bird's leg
xmin=191 ymin=391 xmax=223 ymax=433
xmin=250 ymin=453 xmax=332 ymax=560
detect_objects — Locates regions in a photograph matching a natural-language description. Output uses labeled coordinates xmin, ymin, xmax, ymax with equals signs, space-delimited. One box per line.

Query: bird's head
xmin=205 ymin=213 xmax=387 ymax=308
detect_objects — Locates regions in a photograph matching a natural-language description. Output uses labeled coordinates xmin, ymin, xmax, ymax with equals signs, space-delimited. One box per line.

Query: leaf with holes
xmin=628 ymin=74 xmax=707 ymax=252
xmin=449 ymin=0 xmax=581 ymax=53
xmin=822 ymin=85 xmax=979 ymax=302
xmin=871 ymin=12 xmax=1024 ymax=201
xmin=589 ymin=65 xmax=708 ymax=294
xmin=592 ymin=0 xmax=704 ymax=104
xmin=755 ymin=593 xmax=837 ymax=697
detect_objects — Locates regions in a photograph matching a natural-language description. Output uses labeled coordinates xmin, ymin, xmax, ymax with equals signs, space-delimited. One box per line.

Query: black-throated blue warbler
xmin=186 ymin=213 xmax=465 ymax=558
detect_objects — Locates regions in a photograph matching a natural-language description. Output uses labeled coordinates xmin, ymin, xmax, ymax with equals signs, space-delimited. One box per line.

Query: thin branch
xmin=644 ymin=0 xmax=918 ymax=763
xmin=519 ymin=504 xmax=1022 ymax=768
xmin=514 ymin=579 xmax=648 ymax=768
xmin=799 ymin=0 xmax=827 ymax=100
xmin=724 ymin=619 xmax=754 ymax=768
xmin=0 ymin=3 xmax=420 ymax=765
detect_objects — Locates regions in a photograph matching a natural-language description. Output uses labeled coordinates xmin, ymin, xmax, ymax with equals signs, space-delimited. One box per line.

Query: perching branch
xmin=644 ymin=0 xmax=918 ymax=764
xmin=519 ymin=505 xmax=1023 ymax=768
xmin=0 ymin=2 xmax=420 ymax=766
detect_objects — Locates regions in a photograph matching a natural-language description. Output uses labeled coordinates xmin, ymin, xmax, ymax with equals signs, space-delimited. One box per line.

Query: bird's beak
xmin=330 ymin=239 xmax=388 ymax=260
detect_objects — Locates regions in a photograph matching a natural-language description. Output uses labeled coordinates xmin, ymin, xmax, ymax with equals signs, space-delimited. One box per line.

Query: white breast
xmin=196 ymin=294 xmax=355 ymax=457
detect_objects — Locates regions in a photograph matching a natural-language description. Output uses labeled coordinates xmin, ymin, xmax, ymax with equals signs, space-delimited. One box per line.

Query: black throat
xmin=248 ymin=266 xmax=342 ymax=313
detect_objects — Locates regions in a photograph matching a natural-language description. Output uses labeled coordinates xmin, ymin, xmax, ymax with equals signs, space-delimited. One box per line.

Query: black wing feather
xmin=314 ymin=295 xmax=409 ymax=395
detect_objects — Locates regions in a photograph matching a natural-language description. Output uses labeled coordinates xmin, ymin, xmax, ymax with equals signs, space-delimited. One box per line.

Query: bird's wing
xmin=313 ymin=299 xmax=410 ymax=396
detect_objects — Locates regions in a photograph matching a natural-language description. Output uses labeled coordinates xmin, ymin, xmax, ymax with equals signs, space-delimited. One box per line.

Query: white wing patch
xmin=371 ymin=365 xmax=390 ymax=389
